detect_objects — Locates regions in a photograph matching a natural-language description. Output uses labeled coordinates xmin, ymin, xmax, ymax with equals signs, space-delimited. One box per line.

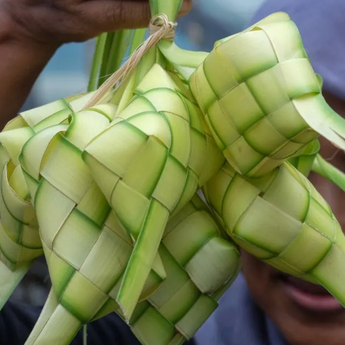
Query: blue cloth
xmin=194 ymin=274 xmax=289 ymax=345
xmin=249 ymin=0 xmax=345 ymax=101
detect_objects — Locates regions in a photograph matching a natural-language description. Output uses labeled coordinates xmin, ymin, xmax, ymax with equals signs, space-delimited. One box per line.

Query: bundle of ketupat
xmin=1 ymin=1 xmax=345 ymax=344
xmin=190 ymin=11 xmax=345 ymax=306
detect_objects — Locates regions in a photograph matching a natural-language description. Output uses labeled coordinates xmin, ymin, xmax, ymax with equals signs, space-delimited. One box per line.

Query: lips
xmin=283 ymin=276 xmax=329 ymax=295
xmin=278 ymin=274 xmax=344 ymax=312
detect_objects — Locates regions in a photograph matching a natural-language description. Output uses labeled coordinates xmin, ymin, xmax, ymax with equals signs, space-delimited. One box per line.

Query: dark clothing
xmin=0 ymin=302 xmax=146 ymax=345
xmin=194 ymin=274 xmax=289 ymax=345
xmin=0 ymin=275 xmax=287 ymax=345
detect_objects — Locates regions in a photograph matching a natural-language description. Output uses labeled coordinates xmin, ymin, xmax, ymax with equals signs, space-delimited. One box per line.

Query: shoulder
xmin=193 ymin=274 xmax=269 ymax=345
xmin=0 ymin=302 xmax=42 ymax=345
xmin=0 ymin=276 xmax=269 ymax=345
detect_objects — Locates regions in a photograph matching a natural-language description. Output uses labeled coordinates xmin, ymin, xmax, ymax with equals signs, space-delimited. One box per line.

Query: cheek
xmin=310 ymin=137 xmax=345 ymax=228
xmin=240 ymin=252 xmax=293 ymax=327
xmin=310 ymin=173 xmax=345 ymax=228
xmin=241 ymin=251 xmax=276 ymax=297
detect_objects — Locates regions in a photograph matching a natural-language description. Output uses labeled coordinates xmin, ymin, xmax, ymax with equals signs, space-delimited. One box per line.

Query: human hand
xmin=0 ymin=0 xmax=192 ymax=48
xmin=0 ymin=0 xmax=192 ymax=128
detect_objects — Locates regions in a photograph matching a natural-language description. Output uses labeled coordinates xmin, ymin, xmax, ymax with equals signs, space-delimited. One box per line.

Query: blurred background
xmin=11 ymin=0 xmax=267 ymax=306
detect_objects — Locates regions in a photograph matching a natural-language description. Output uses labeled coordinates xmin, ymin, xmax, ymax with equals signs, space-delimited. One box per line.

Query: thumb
xmin=80 ymin=0 xmax=193 ymax=33
xmin=179 ymin=0 xmax=193 ymax=18
xmin=80 ymin=1 xmax=151 ymax=32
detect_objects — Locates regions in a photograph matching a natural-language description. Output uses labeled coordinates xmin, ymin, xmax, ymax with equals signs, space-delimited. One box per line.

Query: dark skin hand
xmin=0 ymin=0 xmax=192 ymax=129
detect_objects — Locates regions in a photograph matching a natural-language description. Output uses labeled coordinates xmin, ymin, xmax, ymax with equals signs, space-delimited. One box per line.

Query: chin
xmin=242 ymin=252 xmax=345 ymax=345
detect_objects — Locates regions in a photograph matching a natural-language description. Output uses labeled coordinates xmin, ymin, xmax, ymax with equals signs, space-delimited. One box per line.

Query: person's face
xmin=242 ymin=92 xmax=345 ymax=345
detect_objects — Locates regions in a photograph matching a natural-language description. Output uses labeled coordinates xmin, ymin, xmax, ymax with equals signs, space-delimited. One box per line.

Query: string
xmin=83 ymin=14 xmax=177 ymax=109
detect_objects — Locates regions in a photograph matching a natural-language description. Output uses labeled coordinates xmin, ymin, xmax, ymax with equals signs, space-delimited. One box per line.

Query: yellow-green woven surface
xmin=2 ymin=9 xmax=345 ymax=345
xmin=204 ymin=161 xmax=345 ymax=301
xmin=191 ymin=13 xmax=320 ymax=177
xmin=83 ymin=64 xmax=225 ymax=319
xmin=13 ymin=63 xmax=239 ymax=345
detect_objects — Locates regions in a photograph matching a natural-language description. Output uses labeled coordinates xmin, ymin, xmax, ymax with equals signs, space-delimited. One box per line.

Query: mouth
xmin=278 ymin=274 xmax=344 ymax=313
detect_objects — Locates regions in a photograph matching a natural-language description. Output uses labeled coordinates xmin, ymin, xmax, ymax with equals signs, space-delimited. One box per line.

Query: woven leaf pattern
xmin=83 ymin=64 xmax=225 ymax=319
xmin=0 ymin=99 xmax=74 ymax=271
xmin=20 ymin=112 xmax=239 ymax=342
xmin=2 ymin=10 xmax=345 ymax=345
xmin=126 ymin=194 xmax=241 ymax=345
xmin=20 ymin=109 xmax=122 ymax=327
xmin=190 ymin=15 xmax=321 ymax=177
xmin=204 ymin=161 xmax=345 ymax=299
xmin=288 ymin=140 xmax=320 ymax=177
xmin=11 ymin=67 xmax=238 ymax=345
xmin=0 ymin=145 xmax=40 ymax=270
xmin=0 ymin=93 xmax=99 ymax=273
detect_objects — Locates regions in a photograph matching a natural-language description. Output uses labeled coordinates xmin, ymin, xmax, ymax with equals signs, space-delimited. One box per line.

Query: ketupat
xmin=0 ymin=127 xmax=40 ymax=309
xmin=190 ymin=12 xmax=345 ymax=177
xmin=20 ymin=104 xmax=239 ymax=344
xmin=122 ymin=194 xmax=241 ymax=345
xmin=20 ymin=104 xmax=168 ymax=344
xmin=203 ymin=161 xmax=345 ymax=304
xmin=1 ymin=1 xmax=231 ymax=343
xmin=18 ymin=15 xmax=231 ymax=343
xmin=21 ymin=104 xmax=165 ymax=345
xmin=0 ymin=94 xmax=92 ymax=309
xmin=80 ymin=0 xmax=225 ymax=322
xmin=83 ymin=62 xmax=225 ymax=321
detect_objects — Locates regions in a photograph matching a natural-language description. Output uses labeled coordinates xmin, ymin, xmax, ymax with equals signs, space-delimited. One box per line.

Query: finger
xmin=178 ymin=0 xmax=193 ymax=18
xmin=80 ymin=1 xmax=152 ymax=31
xmin=80 ymin=0 xmax=193 ymax=33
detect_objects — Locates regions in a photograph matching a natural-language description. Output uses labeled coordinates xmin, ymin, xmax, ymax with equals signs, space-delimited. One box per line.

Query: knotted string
xmin=84 ymin=14 xmax=177 ymax=109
